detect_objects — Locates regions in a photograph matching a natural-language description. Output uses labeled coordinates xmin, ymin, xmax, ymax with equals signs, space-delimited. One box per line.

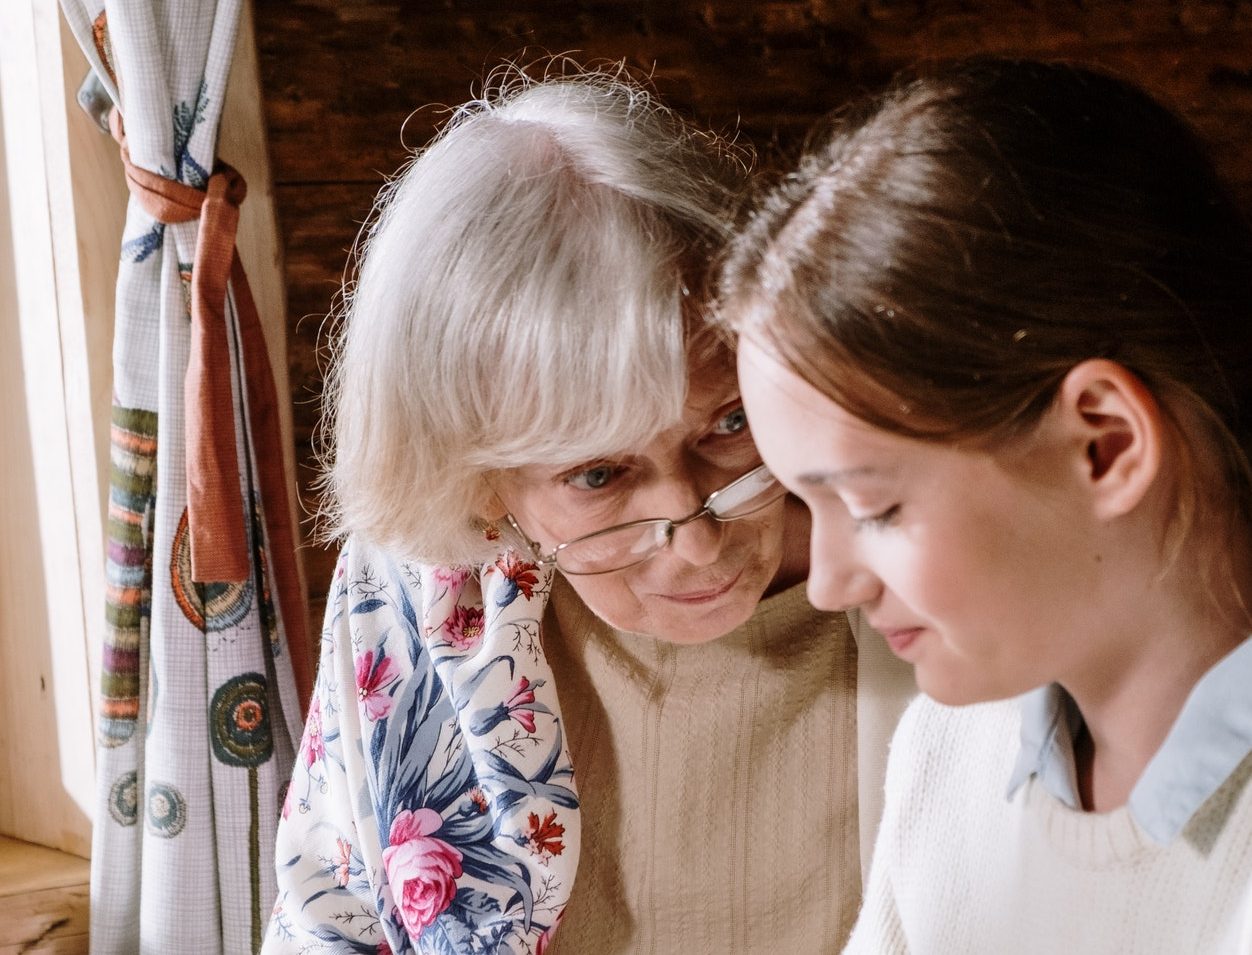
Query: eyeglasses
xmin=505 ymin=463 xmax=787 ymax=576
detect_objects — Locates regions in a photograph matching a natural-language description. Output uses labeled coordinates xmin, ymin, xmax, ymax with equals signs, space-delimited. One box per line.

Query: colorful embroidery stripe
xmin=101 ymin=406 xmax=157 ymax=748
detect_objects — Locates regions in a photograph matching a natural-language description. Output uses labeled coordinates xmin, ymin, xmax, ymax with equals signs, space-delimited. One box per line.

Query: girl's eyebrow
xmin=796 ymin=465 xmax=885 ymax=488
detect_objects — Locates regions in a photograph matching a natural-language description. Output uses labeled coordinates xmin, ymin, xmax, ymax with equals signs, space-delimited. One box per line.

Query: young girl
xmin=720 ymin=59 xmax=1252 ymax=952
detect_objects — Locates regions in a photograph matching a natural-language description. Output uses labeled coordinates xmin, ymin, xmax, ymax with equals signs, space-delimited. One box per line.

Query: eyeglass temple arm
xmin=503 ymin=513 xmax=559 ymax=566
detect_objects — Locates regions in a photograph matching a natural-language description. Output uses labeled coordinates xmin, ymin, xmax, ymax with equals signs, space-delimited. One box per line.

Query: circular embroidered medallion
xmin=146 ymin=782 xmax=188 ymax=838
xmin=108 ymin=770 xmax=139 ymax=826
xmin=170 ymin=508 xmax=254 ymax=631
xmin=210 ymin=673 xmax=273 ymax=767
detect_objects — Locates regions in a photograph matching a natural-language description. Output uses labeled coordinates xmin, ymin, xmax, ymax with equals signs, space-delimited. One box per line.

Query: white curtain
xmin=58 ymin=1 xmax=310 ymax=951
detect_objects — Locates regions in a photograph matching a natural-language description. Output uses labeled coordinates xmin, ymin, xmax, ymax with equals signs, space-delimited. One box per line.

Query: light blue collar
xmin=1007 ymin=636 xmax=1252 ymax=844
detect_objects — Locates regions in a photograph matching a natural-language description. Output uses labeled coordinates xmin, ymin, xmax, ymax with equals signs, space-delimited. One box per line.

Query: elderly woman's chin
xmin=562 ymin=519 xmax=790 ymax=644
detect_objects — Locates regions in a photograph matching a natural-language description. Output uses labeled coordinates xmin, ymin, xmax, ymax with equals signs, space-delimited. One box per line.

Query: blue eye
xmin=567 ymin=465 xmax=618 ymax=491
xmin=853 ymin=504 xmax=901 ymax=530
xmin=712 ymin=406 xmax=749 ymax=436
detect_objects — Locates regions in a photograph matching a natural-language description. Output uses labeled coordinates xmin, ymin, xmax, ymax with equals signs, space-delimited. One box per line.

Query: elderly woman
xmin=263 ymin=68 xmax=913 ymax=955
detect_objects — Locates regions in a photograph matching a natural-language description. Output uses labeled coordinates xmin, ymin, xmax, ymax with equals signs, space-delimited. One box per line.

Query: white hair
xmin=319 ymin=65 xmax=747 ymax=564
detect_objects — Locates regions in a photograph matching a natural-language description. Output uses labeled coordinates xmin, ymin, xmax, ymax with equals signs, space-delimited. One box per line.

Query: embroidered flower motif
xmin=333 ymin=837 xmax=353 ymax=887
xmin=493 ymin=552 xmax=540 ymax=605
xmin=505 ymin=676 xmax=539 ymax=733
xmin=381 ymin=808 xmax=464 ymax=938
xmin=444 ymin=605 xmax=485 ymax=651
xmin=303 ymin=696 xmax=325 ymax=768
xmin=355 ymin=650 xmax=399 ymax=721
xmin=467 ymin=787 xmax=489 ymax=814
xmin=524 ymin=811 xmax=565 ymax=861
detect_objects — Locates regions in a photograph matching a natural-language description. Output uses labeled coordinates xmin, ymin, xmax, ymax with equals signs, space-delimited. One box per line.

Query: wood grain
xmin=0 ymin=836 xmax=89 ymax=954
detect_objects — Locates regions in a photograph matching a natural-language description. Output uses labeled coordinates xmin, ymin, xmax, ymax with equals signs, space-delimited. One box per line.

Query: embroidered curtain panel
xmin=58 ymin=1 xmax=310 ymax=950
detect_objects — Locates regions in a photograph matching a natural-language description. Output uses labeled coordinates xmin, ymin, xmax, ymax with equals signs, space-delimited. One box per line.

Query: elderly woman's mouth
xmin=656 ymin=569 xmax=743 ymax=604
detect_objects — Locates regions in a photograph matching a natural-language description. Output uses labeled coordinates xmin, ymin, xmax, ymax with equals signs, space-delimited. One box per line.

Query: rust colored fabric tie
xmin=110 ymin=108 xmax=312 ymax=712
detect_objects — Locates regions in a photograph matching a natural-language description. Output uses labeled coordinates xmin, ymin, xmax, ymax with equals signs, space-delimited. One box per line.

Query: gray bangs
xmin=463 ymin=289 xmax=691 ymax=470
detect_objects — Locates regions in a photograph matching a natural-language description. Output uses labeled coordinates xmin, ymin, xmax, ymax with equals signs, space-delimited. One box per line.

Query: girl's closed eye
xmin=852 ymin=504 xmax=901 ymax=530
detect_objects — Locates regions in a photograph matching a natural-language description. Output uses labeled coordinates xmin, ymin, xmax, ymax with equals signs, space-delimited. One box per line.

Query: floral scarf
xmin=263 ymin=537 xmax=579 ymax=953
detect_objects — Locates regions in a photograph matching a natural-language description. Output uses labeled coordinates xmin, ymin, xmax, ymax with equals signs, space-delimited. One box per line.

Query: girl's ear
xmin=1054 ymin=359 xmax=1164 ymax=520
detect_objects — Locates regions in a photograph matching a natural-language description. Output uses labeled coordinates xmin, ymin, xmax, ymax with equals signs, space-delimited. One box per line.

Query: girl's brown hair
xmin=721 ymin=58 xmax=1252 ymax=574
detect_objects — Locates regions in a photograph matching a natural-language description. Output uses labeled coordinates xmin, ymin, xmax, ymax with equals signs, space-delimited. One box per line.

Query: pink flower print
xmin=355 ymin=650 xmax=399 ymax=721
xmin=444 ymin=605 xmax=485 ymax=651
xmin=303 ymin=696 xmax=325 ymax=768
xmin=381 ymin=808 xmax=464 ymax=938
xmin=467 ymin=787 xmax=489 ymax=814
xmin=505 ymin=676 xmax=538 ymax=733
xmin=281 ymin=784 xmax=292 ymax=819
xmin=524 ymin=810 xmax=566 ymax=861
xmin=376 ymin=940 xmax=392 ymax=955
xmin=433 ymin=565 xmax=472 ymax=592
xmin=333 ymin=837 xmax=353 ymax=887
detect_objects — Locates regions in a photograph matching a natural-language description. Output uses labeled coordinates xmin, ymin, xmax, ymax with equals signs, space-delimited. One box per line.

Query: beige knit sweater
xmin=847 ymin=696 xmax=1252 ymax=954
xmin=542 ymin=577 xmax=915 ymax=955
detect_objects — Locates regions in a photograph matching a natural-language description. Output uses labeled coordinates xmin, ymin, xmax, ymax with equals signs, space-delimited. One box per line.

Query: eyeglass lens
xmin=554 ymin=467 xmax=785 ymax=575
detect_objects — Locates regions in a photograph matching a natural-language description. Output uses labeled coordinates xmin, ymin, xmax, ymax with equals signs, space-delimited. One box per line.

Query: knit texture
xmin=542 ymin=576 xmax=891 ymax=954
xmin=846 ymin=696 xmax=1252 ymax=954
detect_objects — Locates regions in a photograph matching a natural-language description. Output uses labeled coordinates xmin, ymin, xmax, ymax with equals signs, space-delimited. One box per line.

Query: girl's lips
xmin=659 ymin=570 xmax=743 ymax=604
xmin=880 ymin=627 xmax=924 ymax=656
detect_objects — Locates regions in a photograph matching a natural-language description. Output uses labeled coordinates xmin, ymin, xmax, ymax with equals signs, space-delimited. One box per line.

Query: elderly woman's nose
xmin=668 ymin=512 xmax=725 ymax=567
xmin=806 ymin=516 xmax=879 ymax=613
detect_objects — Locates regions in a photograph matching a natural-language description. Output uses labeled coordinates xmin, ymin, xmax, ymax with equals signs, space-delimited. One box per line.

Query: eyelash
xmin=710 ymin=406 xmax=749 ymax=437
xmin=564 ymin=405 xmax=749 ymax=490
xmin=564 ymin=464 xmax=623 ymax=491
xmin=853 ymin=504 xmax=901 ymax=531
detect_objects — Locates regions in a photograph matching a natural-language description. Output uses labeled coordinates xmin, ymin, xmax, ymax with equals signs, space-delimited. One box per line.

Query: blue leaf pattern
xmin=263 ymin=539 xmax=578 ymax=954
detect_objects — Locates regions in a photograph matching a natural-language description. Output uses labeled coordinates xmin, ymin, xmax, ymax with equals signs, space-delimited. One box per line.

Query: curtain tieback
xmin=108 ymin=108 xmax=312 ymax=710
xmin=110 ymin=107 xmax=250 ymax=583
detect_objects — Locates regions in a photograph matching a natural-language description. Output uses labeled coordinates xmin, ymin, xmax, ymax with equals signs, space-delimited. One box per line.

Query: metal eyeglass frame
xmin=504 ymin=463 xmax=787 ymax=576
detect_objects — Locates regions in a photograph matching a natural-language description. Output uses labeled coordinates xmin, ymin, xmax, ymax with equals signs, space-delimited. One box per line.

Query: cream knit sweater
xmin=542 ymin=577 xmax=915 ymax=955
xmin=846 ymin=696 xmax=1252 ymax=954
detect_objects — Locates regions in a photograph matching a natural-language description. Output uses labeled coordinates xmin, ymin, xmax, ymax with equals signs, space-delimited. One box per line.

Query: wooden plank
xmin=0 ymin=837 xmax=88 ymax=894
xmin=0 ymin=0 xmax=100 ymax=858
xmin=0 ymin=937 xmax=90 ymax=955
xmin=253 ymin=0 xmax=1252 ymax=192
xmin=0 ymin=880 xmax=89 ymax=949
xmin=0 ymin=836 xmax=89 ymax=954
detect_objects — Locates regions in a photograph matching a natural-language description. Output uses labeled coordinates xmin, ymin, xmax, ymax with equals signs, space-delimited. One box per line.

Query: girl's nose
xmin=805 ymin=515 xmax=880 ymax=612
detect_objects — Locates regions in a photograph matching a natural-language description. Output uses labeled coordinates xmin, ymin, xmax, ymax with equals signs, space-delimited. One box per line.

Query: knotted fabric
xmin=109 ymin=108 xmax=312 ymax=712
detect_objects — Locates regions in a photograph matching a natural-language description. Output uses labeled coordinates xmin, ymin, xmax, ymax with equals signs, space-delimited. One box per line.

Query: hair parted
xmin=320 ymin=61 xmax=749 ymax=565
xmin=719 ymin=57 xmax=1252 ymax=575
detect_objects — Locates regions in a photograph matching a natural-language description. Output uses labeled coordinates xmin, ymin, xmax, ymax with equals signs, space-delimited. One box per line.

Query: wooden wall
xmin=252 ymin=0 xmax=1252 ymax=619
